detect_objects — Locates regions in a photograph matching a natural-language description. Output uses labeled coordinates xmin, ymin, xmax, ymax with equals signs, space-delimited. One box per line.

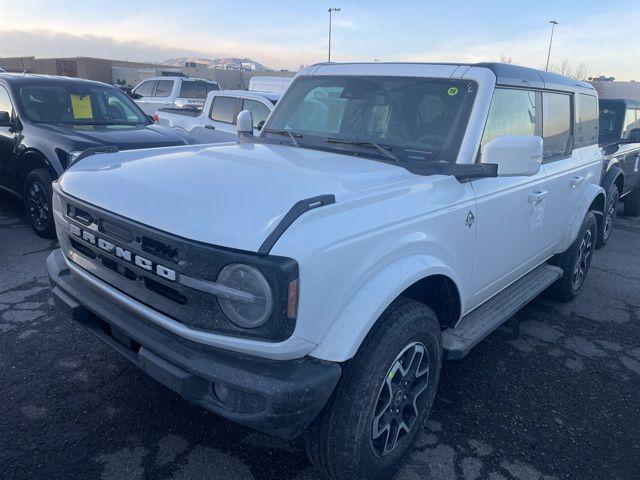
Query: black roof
xmin=599 ymin=98 xmax=640 ymax=109
xmin=0 ymin=73 xmax=109 ymax=88
xmin=311 ymin=61 xmax=595 ymax=92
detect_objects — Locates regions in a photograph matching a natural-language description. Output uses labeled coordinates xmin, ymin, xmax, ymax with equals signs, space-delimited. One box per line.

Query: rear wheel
xmin=596 ymin=185 xmax=618 ymax=248
xmin=623 ymin=187 xmax=640 ymax=217
xmin=546 ymin=211 xmax=597 ymax=302
xmin=304 ymin=298 xmax=442 ymax=480
xmin=24 ymin=169 xmax=56 ymax=238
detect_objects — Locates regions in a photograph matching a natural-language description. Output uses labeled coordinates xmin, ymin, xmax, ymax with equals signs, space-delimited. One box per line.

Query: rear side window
xmin=542 ymin=92 xmax=572 ymax=159
xmin=206 ymin=83 xmax=220 ymax=93
xmin=179 ymin=81 xmax=207 ymax=99
xmin=622 ymin=109 xmax=638 ymax=138
xmin=242 ymin=99 xmax=271 ymax=129
xmin=134 ymin=80 xmax=155 ymax=97
xmin=576 ymin=94 xmax=598 ymax=147
xmin=481 ymin=88 xmax=537 ymax=152
xmin=209 ymin=96 xmax=238 ymax=123
xmin=0 ymin=85 xmax=13 ymax=115
xmin=154 ymin=80 xmax=174 ymax=98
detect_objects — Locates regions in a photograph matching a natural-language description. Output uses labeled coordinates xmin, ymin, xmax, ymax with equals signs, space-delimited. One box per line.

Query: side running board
xmin=258 ymin=194 xmax=335 ymax=255
xmin=443 ymin=264 xmax=563 ymax=360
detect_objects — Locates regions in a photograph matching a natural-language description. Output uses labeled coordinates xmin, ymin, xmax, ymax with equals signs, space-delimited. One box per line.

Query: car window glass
xmin=154 ymin=80 xmax=174 ymax=98
xmin=210 ymin=96 xmax=238 ymax=123
xmin=134 ymin=80 xmax=155 ymax=97
xmin=622 ymin=109 xmax=638 ymax=138
xmin=543 ymin=92 xmax=572 ymax=158
xmin=576 ymin=94 xmax=598 ymax=147
xmin=0 ymin=86 xmax=13 ymax=115
xmin=179 ymin=81 xmax=207 ymax=99
xmin=481 ymin=88 xmax=536 ymax=152
xmin=206 ymin=83 xmax=220 ymax=93
xmin=242 ymin=99 xmax=271 ymax=128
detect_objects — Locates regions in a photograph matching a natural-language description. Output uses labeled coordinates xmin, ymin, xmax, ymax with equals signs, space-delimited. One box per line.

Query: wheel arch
xmin=16 ymin=149 xmax=58 ymax=197
xmin=308 ymin=255 xmax=464 ymax=363
xmin=558 ymin=183 xmax=606 ymax=252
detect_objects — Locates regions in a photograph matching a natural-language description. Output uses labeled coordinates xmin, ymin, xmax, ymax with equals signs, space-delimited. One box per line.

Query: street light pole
xmin=545 ymin=20 xmax=558 ymax=71
xmin=328 ymin=7 xmax=341 ymax=62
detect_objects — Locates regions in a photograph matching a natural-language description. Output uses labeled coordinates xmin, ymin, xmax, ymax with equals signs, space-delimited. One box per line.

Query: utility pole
xmin=545 ymin=20 xmax=558 ymax=71
xmin=328 ymin=7 xmax=341 ymax=62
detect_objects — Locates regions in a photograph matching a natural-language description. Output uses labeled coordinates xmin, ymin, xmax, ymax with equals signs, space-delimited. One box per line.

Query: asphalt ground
xmin=1 ymin=189 xmax=639 ymax=480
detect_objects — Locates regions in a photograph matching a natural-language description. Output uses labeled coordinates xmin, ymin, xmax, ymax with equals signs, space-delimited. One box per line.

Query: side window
xmin=622 ymin=109 xmax=638 ymax=138
xmin=0 ymin=86 xmax=13 ymax=115
xmin=153 ymin=80 xmax=174 ymax=98
xmin=209 ymin=96 xmax=238 ymax=123
xmin=206 ymin=82 xmax=220 ymax=93
xmin=242 ymin=99 xmax=271 ymax=129
xmin=133 ymin=80 xmax=155 ymax=97
xmin=576 ymin=94 xmax=598 ymax=147
xmin=178 ymin=81 xmax=207 ymax=99
xmin=542 ymin=92 xmax=572 ymax=159
xmin=480 ymin=88 xmax=537 ymax=152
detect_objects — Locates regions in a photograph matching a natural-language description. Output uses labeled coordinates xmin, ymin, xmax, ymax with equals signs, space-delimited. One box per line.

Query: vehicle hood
xmin=35 ymin=123 xmax=188 ymax=150
xmin=57 ymin=142 xmax=416 ymax=252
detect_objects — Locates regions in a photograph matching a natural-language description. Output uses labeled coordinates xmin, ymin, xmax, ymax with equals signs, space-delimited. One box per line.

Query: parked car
xmin=157 ymin=90 xmax=279 ymax=143
xmin=249 ymin=75 xmax=293 ymax=95
xmin=130 ymin=76 xmax=220 ymax=114
xmin=597 ymin=99 xmax=640 ymax=245
xmin=0 ymin=73 xmax=190 ymax=237
xmin=48 ymin=62 xmax=605 ymax=480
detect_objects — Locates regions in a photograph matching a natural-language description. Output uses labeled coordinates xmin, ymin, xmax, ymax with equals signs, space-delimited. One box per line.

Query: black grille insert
xmin=141 ymin=236 xmax=180 ymax=263
xmin=143 ymin=277 xmax=188 ymax=305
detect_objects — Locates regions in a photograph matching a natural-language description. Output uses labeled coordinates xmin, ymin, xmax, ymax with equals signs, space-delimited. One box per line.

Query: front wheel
xmin=304 ymin=298 xmax=442 ymax=480
xmin=546 ymin=211 xmax=597 ymax=302
xmin=24 ymin=169 xmax=56 ymax=239
xmin=596 ymin=185 xmax=619 ymax=248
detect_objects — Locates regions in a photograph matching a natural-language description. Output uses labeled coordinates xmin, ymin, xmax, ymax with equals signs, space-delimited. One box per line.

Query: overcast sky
xmin=1 ymin=0 xmax=638 ymax=80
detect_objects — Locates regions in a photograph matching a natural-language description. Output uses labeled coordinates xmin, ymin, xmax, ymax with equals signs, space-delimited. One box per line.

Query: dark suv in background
xmin=0 ymin=73 xmax=190 ymax=237
xmin=597 ymin=98 xmax=640 ymax=246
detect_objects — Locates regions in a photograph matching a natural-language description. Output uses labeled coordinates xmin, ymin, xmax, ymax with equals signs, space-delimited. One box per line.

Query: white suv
xmin=130 ymin=76 xmax=220 ymax=114
xmin=48 ymin=62 xmax=605 ymax=480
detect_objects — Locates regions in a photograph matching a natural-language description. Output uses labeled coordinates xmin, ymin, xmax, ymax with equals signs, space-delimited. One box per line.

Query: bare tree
xmin=499 ymin=54 xmax=514 ymax=65
xmin=548 ymin=59 xmax=589 ymax=80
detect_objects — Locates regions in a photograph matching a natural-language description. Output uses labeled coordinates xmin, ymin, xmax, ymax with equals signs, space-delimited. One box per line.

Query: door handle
xmin=529 ymin=190 xmax=548 ymax=205
xmin=570 ymin=175 xmax=585 ymax=188
xmin=205 ymin=125 xmax=216 ymax=130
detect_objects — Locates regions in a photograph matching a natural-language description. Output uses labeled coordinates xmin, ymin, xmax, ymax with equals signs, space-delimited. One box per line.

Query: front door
xmin=468 ymin=88 xmax=552 ymax=310
xmin=0 ymin=85 xmax=17 ymax=190
xmin=193 ymin=95 xmax=239 ymax=143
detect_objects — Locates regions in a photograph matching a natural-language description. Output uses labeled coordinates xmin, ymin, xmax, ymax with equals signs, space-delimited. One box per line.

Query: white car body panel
xmin=157 ymin=90 xmax=278 ymax=144
xmin=57 ymin=62 xmax=605 ymax=361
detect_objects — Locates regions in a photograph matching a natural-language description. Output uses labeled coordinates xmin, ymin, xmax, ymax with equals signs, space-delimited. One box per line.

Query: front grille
xmin=55 ymin=190 xmax=298 ymax=342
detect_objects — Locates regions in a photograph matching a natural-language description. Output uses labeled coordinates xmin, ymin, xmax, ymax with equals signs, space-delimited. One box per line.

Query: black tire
xmin=304 ymin=298 xmax=442 ymax=480
xmin=23 ymin=169 xmax=56 ymax=239
xmin=623 ymin=187 xmax=640 ymax=217
xmin=546 ymin=211 xmax=597 ymax=302
xmin=596 ymin=185 xmax=619 ymax=248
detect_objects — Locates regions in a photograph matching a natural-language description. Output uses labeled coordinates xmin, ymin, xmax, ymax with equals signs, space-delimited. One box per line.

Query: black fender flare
xmin=601 ymin=164 xmax=624 ymax=197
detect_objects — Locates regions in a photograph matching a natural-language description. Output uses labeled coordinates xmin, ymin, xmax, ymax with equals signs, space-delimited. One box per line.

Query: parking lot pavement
xmin=1 ymin=189 xmax=639 ymax=480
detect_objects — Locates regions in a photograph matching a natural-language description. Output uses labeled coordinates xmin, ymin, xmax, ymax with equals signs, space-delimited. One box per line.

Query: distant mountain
xmin=160 ymin=57 xmax=272 ymax=71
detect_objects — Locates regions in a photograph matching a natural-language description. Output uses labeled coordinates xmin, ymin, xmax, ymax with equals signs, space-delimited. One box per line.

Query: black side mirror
xmin=0 ymin=111 xmax=10 ymax=127
xmin=257 ymin=120 xmax=265 ymax=131
xmin=628 ymin=128 xmax=640 ymax=143
xmin=130 ymin=92 xmax=142 ymax=99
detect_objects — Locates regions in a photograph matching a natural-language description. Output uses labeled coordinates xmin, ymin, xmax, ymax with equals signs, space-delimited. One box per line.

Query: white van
xmin=131 ymin=77 xmax=220 ymax=114
xmin=248 ymin=76 xmax=293 ymax=95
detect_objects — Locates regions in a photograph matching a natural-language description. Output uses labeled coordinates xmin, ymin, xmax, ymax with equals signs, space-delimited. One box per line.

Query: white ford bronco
xmin=48 ymin=62 xmax=605 ymax=480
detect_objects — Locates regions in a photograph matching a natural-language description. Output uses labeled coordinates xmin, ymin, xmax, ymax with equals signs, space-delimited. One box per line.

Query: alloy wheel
xmin=26 ymin=180 xmax=50 ymax=231
xmin=370 ymin=342 xmax=430 ymax=457
xmin=603 ymin=193 xmax=618 ymax=241
xmin=572 ymin=229 xmax=592 ymax=291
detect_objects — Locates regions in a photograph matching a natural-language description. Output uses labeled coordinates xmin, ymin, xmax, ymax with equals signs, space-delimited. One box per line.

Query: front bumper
xmin=47 ymin=249 xmax=341 ymax=439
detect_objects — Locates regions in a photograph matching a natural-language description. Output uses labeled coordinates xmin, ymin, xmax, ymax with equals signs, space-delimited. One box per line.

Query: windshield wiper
xmin=263 ymin=128 xmax=302 ymax=147
xmin=325 ymin=137 xmax=401 ymax=163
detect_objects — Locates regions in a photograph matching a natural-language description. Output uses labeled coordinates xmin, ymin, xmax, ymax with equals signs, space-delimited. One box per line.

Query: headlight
xmin=216 ymin=264 xmax=274 ymax=328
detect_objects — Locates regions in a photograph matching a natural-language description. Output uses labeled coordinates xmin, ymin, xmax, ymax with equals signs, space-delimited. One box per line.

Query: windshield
xmin=263 ymin=75 xmax=477 ymax=164
xmin=19 ymin=83 xmax=149 ymax=125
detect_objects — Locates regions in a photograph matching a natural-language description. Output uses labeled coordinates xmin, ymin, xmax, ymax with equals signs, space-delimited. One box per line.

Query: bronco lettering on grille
xmin=68 ymin=223 xmax=176 ymax=281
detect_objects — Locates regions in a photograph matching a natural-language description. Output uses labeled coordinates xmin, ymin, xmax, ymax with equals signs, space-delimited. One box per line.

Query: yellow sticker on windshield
xmin=70 ymin=94 xmax=93 ymax=119
xmin=447 ymin=87 xmax=459 ymax=96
